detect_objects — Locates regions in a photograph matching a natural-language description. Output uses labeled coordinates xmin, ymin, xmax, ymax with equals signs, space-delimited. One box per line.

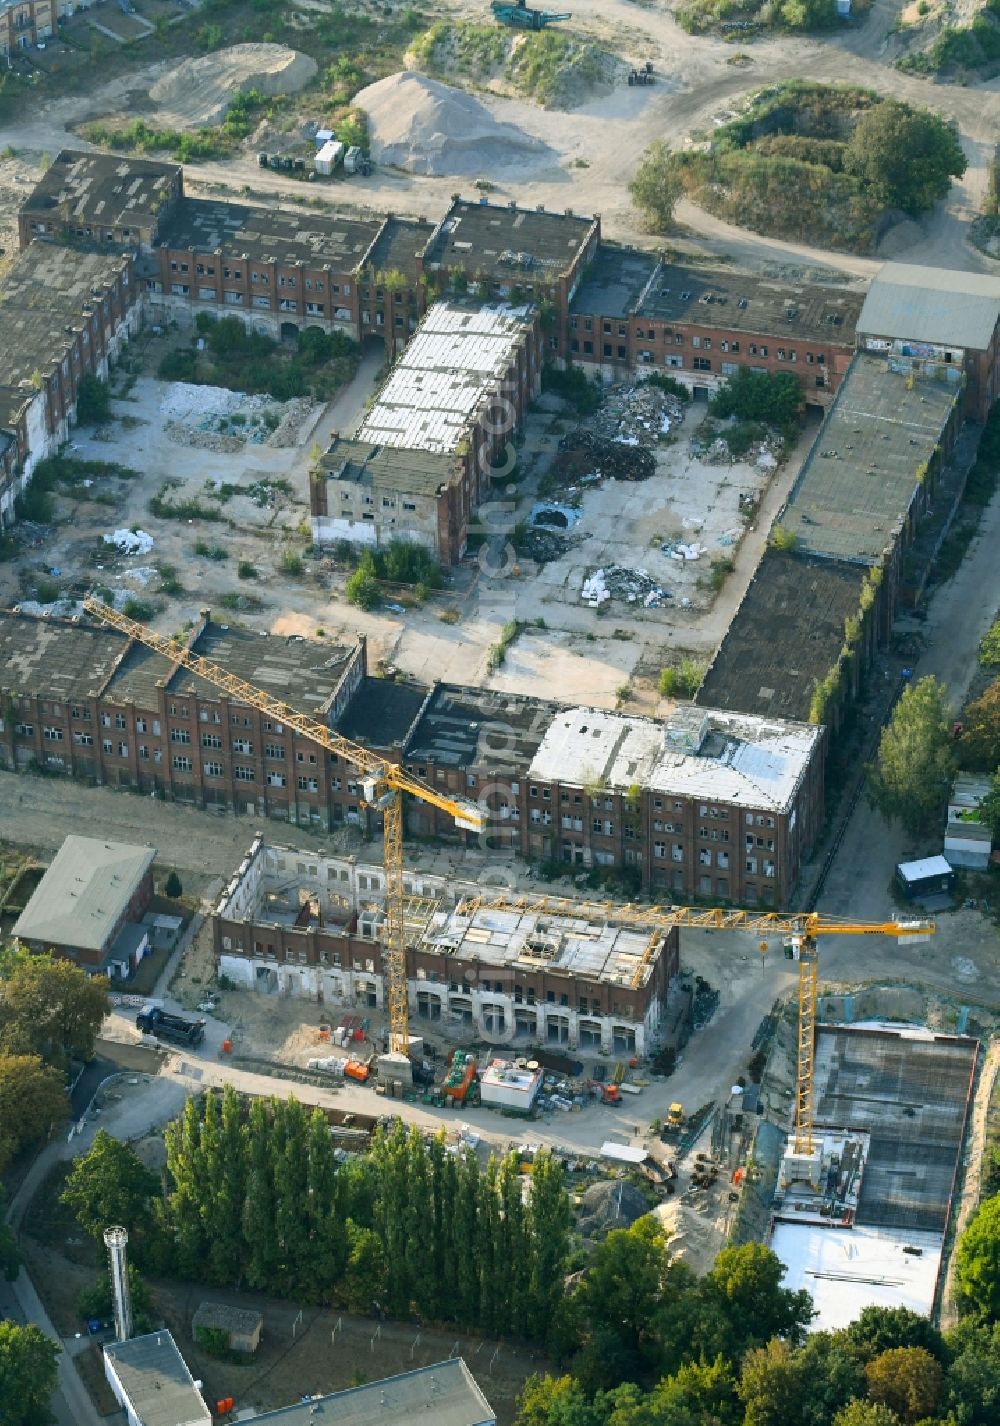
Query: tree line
xmin=513 ymin=1214 xmax=1000 ymax=1426
xmin=62 ymin=1089 xmax=570 ymax=1339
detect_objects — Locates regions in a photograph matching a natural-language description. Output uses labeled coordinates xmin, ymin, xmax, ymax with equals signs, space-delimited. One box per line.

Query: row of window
xmin=170 ymin=259 xmax=347 ymax=296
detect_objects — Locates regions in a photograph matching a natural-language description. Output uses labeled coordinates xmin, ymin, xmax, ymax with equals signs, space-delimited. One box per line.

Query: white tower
xmin=104 ymin=1225 xmax=133 ymax=1343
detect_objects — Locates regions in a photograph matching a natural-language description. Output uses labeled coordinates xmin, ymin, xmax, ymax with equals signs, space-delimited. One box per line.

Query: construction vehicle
xmin=601 ymin=1084 xmax=622 ymax=1105
xmin=344 ymin=145 xmax=373 ymax=177
xmin=492 ymin=0 xmax=571 ymax=31
xmin=82 ymin=600 xmax=484 ymax=1070
xmin=454 ymin=894 xmax=935 ymax=1158
xmin=667 ymin=1102 xmax=685 ymax=1130
xmin=136 ymin=1004 xmax=205 ymax=1047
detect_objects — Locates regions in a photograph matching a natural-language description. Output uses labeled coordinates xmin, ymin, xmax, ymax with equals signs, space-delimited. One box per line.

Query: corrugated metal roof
xmin=251 ymin=1358 xmax=494 ymax=1426
xmin=858 ymin=263 xmax=1000 ymax=349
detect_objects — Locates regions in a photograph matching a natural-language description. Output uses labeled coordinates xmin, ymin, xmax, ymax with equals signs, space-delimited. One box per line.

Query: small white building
xmin=480 ymin=1059 xmax=543 ymax=1112
xmin=945 ymin=773 xmax=992 ymax=871
xmin=104 ymin=1331 xmax=211 ymax=1426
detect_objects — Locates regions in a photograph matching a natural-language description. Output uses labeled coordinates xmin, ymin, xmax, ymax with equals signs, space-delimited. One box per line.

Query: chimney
xmin=104 ymin=1226 xmax=133 ymax=1343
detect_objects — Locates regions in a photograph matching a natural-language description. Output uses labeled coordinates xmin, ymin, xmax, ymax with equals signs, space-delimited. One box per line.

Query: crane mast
xmin=82 ymin=599 xmax=483 ymax=1061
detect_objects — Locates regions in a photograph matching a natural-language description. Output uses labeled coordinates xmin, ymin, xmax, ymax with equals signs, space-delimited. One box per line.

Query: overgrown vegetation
xmin=659 ymin=658 xmax=705 ymax=698
xmin=487 ymin=619 xmax=523 ymax=673
xmin=677 ymin=0 xmax=847 ymax=37
xmin=869 ymin=675 xmax=956 ymax=836
xmin=541 ymin=362 xmax=603 ymax=415
xmin=711 ymin=367 xmax=804 ymax=438
xmin=345 ymin=540 xmax=445 ymax=609
xmin=159 ymin=315 xmax=360 ymax=402
xmin=411 ymin=22 xmax=610 ymax=108
xmin=898 ymin=1 xmax=1000 ymax=79
xmin=633 ymin=84 xmax=966 ymax=253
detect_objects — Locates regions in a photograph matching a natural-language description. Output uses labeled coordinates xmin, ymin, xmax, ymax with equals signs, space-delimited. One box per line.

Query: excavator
xmin=492 ymin=0 xmax=571 ymax=32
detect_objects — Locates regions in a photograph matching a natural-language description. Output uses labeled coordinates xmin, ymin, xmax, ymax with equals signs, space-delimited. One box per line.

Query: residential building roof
xmin=13 ymin=835 xmax=155 ymax=953
xmin=156 ymin=196 xmax=383 ymax=271
xmin=21 ymin=150 xmax=180 ymax=234
xmin=248 ymin=1359 xmax=495 ymax=1426
xmin=527 ymin=704 xmax=820 ymax=812
xmin=103 ymin=1331 xmax=210 ymax=1426
xmin=858 ymin=263 xmax=1000 ymax=350
xmin=357 ymin=301 xmax=533 ymax=456
xmin=696 ymin=550 xmax=865 ymax=723
xmin=779 ymin=354 xmax=959 ymax=564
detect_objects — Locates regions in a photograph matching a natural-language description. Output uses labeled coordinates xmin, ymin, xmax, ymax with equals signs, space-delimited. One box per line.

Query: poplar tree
xmin=527 ymin=1151 xmax=570 ymax=1343
xmin=241 ymin=1097 xmax=279 ymax=1291
xmin=165 ymin=1097 xmax=210 ymax=1278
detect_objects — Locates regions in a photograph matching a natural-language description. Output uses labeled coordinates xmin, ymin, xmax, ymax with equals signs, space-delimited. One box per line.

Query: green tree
xmin=0 ymin=953 xmax=110 ymax=1068
xmin=77 ymin=1263 xmax=153 ymax=1332
xmin=629 ymin=140 xmax=683 ymax=232
xmin=572 ymin=1216 xmax=673 ymax=1390
xmin=613 ymin=1357 xmax=739 ymax=1426
xmin=738 ymin=1338 xmax=812 ymax=1426
xmin=0 ymin=1187 xmax=22 ymax=1282
xmin=868 ymin=676 xmax=956 ymax=836
xmin=343 ymin=1222 xmax=387 ymax=1312
xmin=165 ymin=1096 xmax=211 ymax=1278
xmin=700 ymin=1243 xmax=814 ymax=1359
xmin=832 ymin=1404 xmax=901 ymax=1426
xmin=164 ymin=869 xmax=183 ymax=898
xmin=241 ymin=1097 xmax=279 ymax=1291
xmin=527 ymin=1150 xmax=571 ymax=1344
xmin=944 ymin=1319 xmax=1000 ymax=1426
xmin=272 ymin=1097 xmax=310 ymax=1294
xmin=975 ymin=768 xmax=1000 ymax=841
xmin=61 ymin=1129 xmax=159 ymax=1243
xmin=0 ymin=1055 xmax=68 ymax=1172
xmin=960 ymin=680 xmax=1000 ymax=771
xmin=843 ymin=1305 xmax=947 ymax=1365
xmin=864 ymin=1346 xmax=943 ymax=1423
xmin=0 ymin=1322 xmax=59 ymax=1425
xmin=843 ymin=102 xmax=967 ymax=216
xmin=345 ymin=551 xmax=380 ymax=610
xmin=301 ymin=1106 xmax=346 ymax=1302
xmin=709 ymin=367 xmax=805 ymax=436
xmin=514 ymin=1374 xmax=603 ymax=1426
xmin=75 ymin=373 xmax=112 ymax=425
xmin=955 ymin=1192 xmax=1000 ymax=1321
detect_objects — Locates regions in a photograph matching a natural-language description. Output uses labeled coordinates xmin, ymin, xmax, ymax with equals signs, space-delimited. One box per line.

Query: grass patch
xmin=487 ymin=620 xmax=523 ymax=673
xmin=194 ymin=540 xmax=229 ymax=561
xmin=122 ymin=597 xmax=155 ymax=622
xmin=149 ymin=486 xmax=225 ymax=523
xmin=158 ymin=563 xmax=183 ymax=596
xmin=237 ymin=559 xmax=258 ymax=580
xmin=159 ymin=316 xmax=360 ymax=403
xmin=659 ymin=658 xmax=705 ymax=698
xmin=411 ymin=22 xmax=611 ymax=107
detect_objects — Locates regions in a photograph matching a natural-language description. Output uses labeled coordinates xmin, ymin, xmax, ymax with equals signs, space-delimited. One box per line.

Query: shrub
xmin=75 ymin=374 xmax=112 ymax=425
xmin=646 ymin=372 xmax=690 ymax=401
xmin=122 ymin=597 xmax=154 ymax=622
xmin=979 ymin=617 xmax=1000 ymax=667
xmin=345 ymin=559 xmax=380 ymax=610
xmin=164 ymin=870 xmax=182 ymax=899
xmin=237 ymin=559 xmax=258 ymax=580
xmin=771 ymin=523 xmax=798 ymax=552
xmin=659 ymin=659 xmax=704 ymax=698
xmin=541 ymin=363 xmax=602 ymax=415
xmin=279 ymin=549 xmax=304 ymax=577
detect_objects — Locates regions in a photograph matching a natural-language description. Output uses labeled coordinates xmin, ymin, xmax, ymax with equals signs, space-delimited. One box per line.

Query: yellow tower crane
xmin=451 ymin=893 xmax=935 ymax=1156
xmin=82 ymin=599 xmax=483 ymax=1061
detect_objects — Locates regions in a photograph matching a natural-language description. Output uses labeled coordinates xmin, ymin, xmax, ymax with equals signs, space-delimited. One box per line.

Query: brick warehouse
xmin=0 ymin=609 xmax=825 ymax=906
xmin=213 ymin=836 xmax=681 ymax=1054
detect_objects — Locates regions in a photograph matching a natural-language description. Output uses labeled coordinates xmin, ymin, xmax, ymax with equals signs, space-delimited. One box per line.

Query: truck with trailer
xmin=136 ymin=1004 xmax=206 ymax=1047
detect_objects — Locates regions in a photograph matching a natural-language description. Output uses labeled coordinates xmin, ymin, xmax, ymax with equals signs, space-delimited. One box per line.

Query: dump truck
xmin=343 ymin=146 xmax=373 ymax=177
xmin=136 ymin=1004 xmax=205 ymax=1047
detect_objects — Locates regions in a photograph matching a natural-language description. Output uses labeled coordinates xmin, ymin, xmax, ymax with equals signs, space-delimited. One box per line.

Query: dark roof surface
xmin=570 ymin=243 xmax=658 ymax=320
xmin=158 ymin=196 xmax=383 ymax=271
xmin=21 ymin=149 xmax=180 ymax=231
xmin=405 ymin=684 xmax=561 ymax=772
xmin=337 ymin=675 xmax=429 ymax=750
xmin=696 ymin=550 xmax=864 ymax=723
xmin=426 ymin=198 xmax=594 ymax=285
xmin=637 ymin=264 xmax=864 ymax=341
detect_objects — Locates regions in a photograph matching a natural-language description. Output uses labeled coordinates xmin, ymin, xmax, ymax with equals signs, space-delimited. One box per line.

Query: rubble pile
xmin=165 ymin=420 xmax=244 ymax=454
xmin=590 ymin=380 xmax=686 ymax=446
xmin=103 ymin=529 xmax=155 ymax=556
xmin=554 ymin=432 xmax=656 ymax=484
xmin=582 ymin=565 xmax=670 ymax=608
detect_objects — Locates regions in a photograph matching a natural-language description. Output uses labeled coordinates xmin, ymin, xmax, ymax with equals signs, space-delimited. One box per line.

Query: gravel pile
xmin=151 ymin=44 xmax=317 ymax=128
xmin=577 ymin=1180 xmax=649 ymax=1238
xmin=356 ymin=71 xmax=552 ymax=176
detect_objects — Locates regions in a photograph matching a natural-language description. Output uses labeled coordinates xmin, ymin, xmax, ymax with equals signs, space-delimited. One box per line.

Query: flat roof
xmin=22 ymin=149 xmax=180 ymax=231
xmin=770 ymin=1222 xmax=942 ymax=1332
xmin=426 ymin=198 xmax=594 ymax=284
xmin=104 ymin=1331 xmax=210 ymax=1426
xmin=320 ymin=435 xmax=454 ymax=497
xmin=105 ymin=620 xmax=356 ymax=716
xmin=1 ymin=243 xmax=130 ymax=313
xmin=358 ymin=302 xmax=533 ymax=455
xmin=696 ymin=550 xmax=866 ymax=723
xmin=897 ymin=855 xmax=953 ymax=882
xmin=365 ymin=214 xmax=437 ymax=286
xmin=157 ymin=196 xmax=383 ymax=271
xmin=14 ymin=835 xmax=155 ymax=952
xmin=859 ymin=262 xmax=1000 ymax=351
xmin=780 ymin=354 xmax=959 ymax=564
xmin=418 ymin=901 xmax=668 ymax=989
xmin=405 ymin=683 xmax=561 ymax=772
xmin=0 ymin=611 xmax=132 ymax=703
xmin=249 ymin=1358 xmax=494 ymax=1426
xmin=570 ymin=243 xmax=658 ymax=320
xmin=337 ymin=675 xmax=428 ymax=750
xmin=528 ymin=704 xmax=820 ymax=812
xmin=636 ymin=263 xmax=863 ymax=342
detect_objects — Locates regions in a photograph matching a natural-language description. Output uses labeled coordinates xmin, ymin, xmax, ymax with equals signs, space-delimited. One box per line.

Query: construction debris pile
xmin=590 ymin=380 xmax=686 ymax=447
xmin=554 ymin=432 xmax=656 ymax=484
xmin=582 ymin=565 xmax=670 ymax=609
xmin=103 ymin=529 xmax=155 ymax=556
xmin=160 ymin=383 xmax=315 ymax=453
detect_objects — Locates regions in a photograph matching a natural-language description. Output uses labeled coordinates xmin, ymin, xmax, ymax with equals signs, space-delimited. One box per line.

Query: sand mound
xmin=150 ymin=44 xmax=318 ymax=128
xmin=356 ymin=70 xmax=551 ymax=177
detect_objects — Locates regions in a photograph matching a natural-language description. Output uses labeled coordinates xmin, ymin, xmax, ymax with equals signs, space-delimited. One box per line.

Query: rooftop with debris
xmin=570 ymin=243 xmax=659 ymax=319
xmin=425 ymin=198 xmax=596 ymax=287
xmin=636 ymin=264 xmax=864 ymax=340
xmin=157 ymin=196 xmax=383 ymax=271
xmin=319 ymin=435 xmax=454 ymax=497
xmin=357 ymin=301 xmax=534 ymax=455
xmin=20 ymin=149 xmax=180 ymax=233
xmin=405 ymin=683 xmax=563 ymax=773
xmin=527 ymin=704 xmax=820 ymax=811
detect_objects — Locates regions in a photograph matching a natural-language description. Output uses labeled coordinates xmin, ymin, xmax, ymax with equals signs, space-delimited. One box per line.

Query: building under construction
xmin=213 ymin=835 xmax=679 ymax=1055
xmin=769 ymin=1023 xmax=978 ymax=1330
